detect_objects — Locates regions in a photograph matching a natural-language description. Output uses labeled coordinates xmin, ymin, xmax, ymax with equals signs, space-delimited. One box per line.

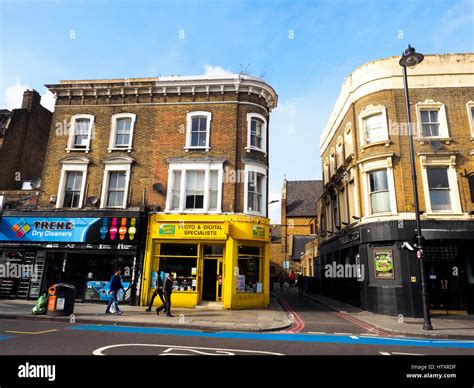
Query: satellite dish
xmin=429 ymin=141 xmax=442 ymax=151
xmin=152 ymin=183 xmax=164 ymax=193
xmin=86 ymin=196 xmax=99 ymax=205
xmin=32 ymin=178 xmax=42 ymax=189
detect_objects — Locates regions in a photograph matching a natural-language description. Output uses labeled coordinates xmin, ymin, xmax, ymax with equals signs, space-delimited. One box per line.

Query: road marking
xmin=70 ymin=324 xmax=474 ymax=349
xmin=350 ymin=336 xmax=359 ymax=339
xmin=5 ymin=329 xmax=58 ymax=335
xmin=92 ymin=343 xmax=284 ymax=356
xmin=307 ymin=332 xmax=326 ymax=335
xmin=334 ymin=332 xmax=353 ymax=335
xmin=379 ymin=351 xmax=425 ymax=356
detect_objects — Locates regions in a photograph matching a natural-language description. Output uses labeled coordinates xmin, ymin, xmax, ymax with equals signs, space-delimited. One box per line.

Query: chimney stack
xmin=21 ymin=89 xmax=41 ymax=111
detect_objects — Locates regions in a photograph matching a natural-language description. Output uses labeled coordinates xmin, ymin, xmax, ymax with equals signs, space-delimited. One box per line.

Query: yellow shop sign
xmin=155 ymin=222 xmax=228 ymax=240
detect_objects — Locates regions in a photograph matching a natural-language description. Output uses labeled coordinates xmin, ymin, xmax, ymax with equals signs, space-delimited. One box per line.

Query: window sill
xmin=184 ymin=146 xmax=210 ymax=152
xmin=245 ymin=146 xmax=267 ymax=156
xmin=164 ymin=209 xmax=222 ymax=214
xmin=66 ymin=148 xmax=90 ymax=153
xmin=424 ymin=212 xmax=465 ymax=217
xmin=244 ymin=210 xmax=266 ymax=217
xmin=360 ymin=140 xmax=391 ymax=151
xmin=418 ymin=137 xmax=452 ymax=145
xmin=108 ymin=147 xmax=132 ymax=153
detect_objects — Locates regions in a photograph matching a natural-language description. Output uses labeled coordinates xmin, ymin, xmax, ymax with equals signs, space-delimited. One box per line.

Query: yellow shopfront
xmin=141 ymin=214 xmax=270 ymax=309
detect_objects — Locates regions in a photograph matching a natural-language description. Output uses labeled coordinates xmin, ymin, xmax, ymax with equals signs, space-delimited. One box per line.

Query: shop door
xmin=425 ymin=244 xmax=465 ymax=313
xmin=202 ymin=259 xmax=217 ymax=301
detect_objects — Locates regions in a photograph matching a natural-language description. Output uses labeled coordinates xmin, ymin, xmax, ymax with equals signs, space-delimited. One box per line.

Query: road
xmin=0 ymin=289 xmax=473 ymax=356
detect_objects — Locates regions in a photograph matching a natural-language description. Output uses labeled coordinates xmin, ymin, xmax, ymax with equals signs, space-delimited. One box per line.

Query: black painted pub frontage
xmin=0 ymin=210 xmax=146 ymax=305
xmin=319 ymin=220 xmax=474 ymax=317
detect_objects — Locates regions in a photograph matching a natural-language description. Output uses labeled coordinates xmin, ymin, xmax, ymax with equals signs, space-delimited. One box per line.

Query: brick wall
xmin=38 ymin=89 xmax=270 ymax=211
xmin=0 ymin=90 xmax=52 ymax=190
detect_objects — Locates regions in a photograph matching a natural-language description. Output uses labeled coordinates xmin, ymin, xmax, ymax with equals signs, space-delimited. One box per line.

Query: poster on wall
xmin=236 ymin=275 xmax=246 ymax=292
xmin=374 ymin=251 xmax=394 ymax=279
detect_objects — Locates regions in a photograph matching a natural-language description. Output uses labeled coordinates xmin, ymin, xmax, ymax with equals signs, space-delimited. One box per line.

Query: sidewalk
xmin=0 ymin=297 xmax=291 ymax=332
xmin=299 ymin=289 xmax=474 ymax=339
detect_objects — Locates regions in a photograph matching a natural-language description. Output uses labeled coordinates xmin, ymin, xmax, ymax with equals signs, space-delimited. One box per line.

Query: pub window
xmin=237 ymin=245 xmax=263 ymax=293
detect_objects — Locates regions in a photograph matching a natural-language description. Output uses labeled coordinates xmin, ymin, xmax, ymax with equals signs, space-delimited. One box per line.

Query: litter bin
xmin=47 ymin=283 xmax=76 ymax=316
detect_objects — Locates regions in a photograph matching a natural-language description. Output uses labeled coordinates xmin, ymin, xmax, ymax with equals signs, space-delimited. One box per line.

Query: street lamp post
xmin=399 ymin=44 xmax=433 ymax=331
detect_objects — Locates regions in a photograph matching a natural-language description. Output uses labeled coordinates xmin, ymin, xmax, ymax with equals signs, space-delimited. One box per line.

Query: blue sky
xmin=1 ymin=0 xmax=472 ymax=222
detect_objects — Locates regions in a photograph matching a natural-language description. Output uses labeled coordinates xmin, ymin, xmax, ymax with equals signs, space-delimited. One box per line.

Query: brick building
xmin=318 ymin=53 xmax=474 ymax=317
xmin=278 ymin=179 xmax=322 ymax=273
xmin=0 ymin=90 xmax=52 ymax=209
xmin=0 ymin=75 xmax=277 ymax=309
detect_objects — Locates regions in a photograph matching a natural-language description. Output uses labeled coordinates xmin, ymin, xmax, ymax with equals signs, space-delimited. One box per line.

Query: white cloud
xmin=3 ymin=82 xmax=30 ymax=110
xmin=202 ymin=65 xmax=235 ymax=78
xmin=41 ymin=89 xmax=55 ymax=112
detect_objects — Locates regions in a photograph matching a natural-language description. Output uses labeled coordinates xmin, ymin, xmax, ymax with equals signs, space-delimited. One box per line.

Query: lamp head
xmin=399 ymin=44 xmax=424 ymax=68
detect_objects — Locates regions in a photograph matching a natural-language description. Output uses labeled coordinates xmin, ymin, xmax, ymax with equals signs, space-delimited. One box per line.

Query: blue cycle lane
xmin=68 ymin=324 xmax=474 ymax=350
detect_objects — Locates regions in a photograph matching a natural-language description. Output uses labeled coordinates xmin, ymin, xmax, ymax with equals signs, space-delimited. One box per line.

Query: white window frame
xmin=329 ymin=149 xmax=336 ymax=176
xmin=420 ymin=155 xmax=462 ymax=215
xmin=66 ymin=114 xmax=94 ymax=153
xmin=108 ymin=113 xmax=136 ymax=153
xmin=165 ymin=160 xmax=224 ymax=213
xmin=323 ymin=158 xmax=329 ymax=185
xmin=358 ymin=105 xmax=389 ymax=148
xmin=184 ymin=111 xmax=212 ymax=151
xmin=336 ymin=136 xmax=344 ymax=168
xmin=100 ymin=157 xmax=133 ymax=209
xmin=415 ymin=100 xmax=450 ymax=142
xmin=244 ymin=163 xmax=267 ymax=217
xmin=359 ymin=156 xmax=397 ymax=216
xmin=56 ymin=157 xmax=89 ymax=209
xmin=466 ymin=100 xmax=474 ymax=139
xmin=246 ymin=113 xmax=267 ymax=155
xmin=344 ymin=122 xmax=354 ymax=160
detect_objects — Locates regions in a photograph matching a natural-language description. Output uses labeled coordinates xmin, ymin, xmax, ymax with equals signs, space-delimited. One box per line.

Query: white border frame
xmin=66 ymin=114 xmax=94 ymax=153
xmin=415 ymin=99 xmax=450 ymax=142
xmin=108 ymin=113 xmax=136 ymax=153
xmin=100 ymin=157 xmax=133 ymax=209
xmin=420 ymin=155 xmax=463 ymax=216
xmin=466 ymin=100 xmax=474 ymax=139
xmin=244 ymin=162 xmax=268 ymax=217
xmin=165 ymin=160 xmax=224 ymax=213
xmin=358 ymin=105 xmax=389 ymax=148
xmin=245 ymin=112 xmax=267 ymax=156
xmin=56 ymin=157 xmax=89 ymax=209
xmin=184 ymin=111 xmax=212 ymax=151
xmin=359 ymin=156 xmax=397 ymax=217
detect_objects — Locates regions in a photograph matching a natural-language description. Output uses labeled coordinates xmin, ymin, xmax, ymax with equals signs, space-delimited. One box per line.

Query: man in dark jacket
xmin=106 ymin=268 xmax=125 ymax=315
xmin=156 ymin=272 xmax=174 ymax=317
xmin=145 ymin=271 xmax=165 ymax=312
xmin=297 ymin=273 xmax=305 ymax=296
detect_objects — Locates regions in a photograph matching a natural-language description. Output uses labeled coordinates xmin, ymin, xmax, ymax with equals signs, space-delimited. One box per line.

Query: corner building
xmin=0 ymin=74 xmax=277 ymax=309
xmin=318 ymin=54 xmax=474 ymax=317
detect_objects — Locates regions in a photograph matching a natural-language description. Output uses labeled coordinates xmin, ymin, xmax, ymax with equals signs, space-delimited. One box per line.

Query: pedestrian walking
xmin=297 ymin=273 xmax=305 ymax=296
xmin=145 ymin=271 xmax=165 ymax=312
xmin=278 ymin=272 xmax=285 ymax=291
xmin=289 ymin=270 xmax=295 ymax=288
xmin=105 ymin=267 xmax=125 ymax=315
xmin=156 ymin=272 xmax=174 ymax=317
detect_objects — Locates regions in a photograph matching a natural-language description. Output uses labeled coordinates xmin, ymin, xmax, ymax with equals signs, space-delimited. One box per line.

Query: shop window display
xmin=158 ymin=244 xmax=198 ymax=292
xmin=237 ymin=245 xmax=262 ymax=293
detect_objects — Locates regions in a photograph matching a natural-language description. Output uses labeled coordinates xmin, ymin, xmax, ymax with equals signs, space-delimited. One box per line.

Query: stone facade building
xmin=318 ymin=53 xmax=474 ymax=317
